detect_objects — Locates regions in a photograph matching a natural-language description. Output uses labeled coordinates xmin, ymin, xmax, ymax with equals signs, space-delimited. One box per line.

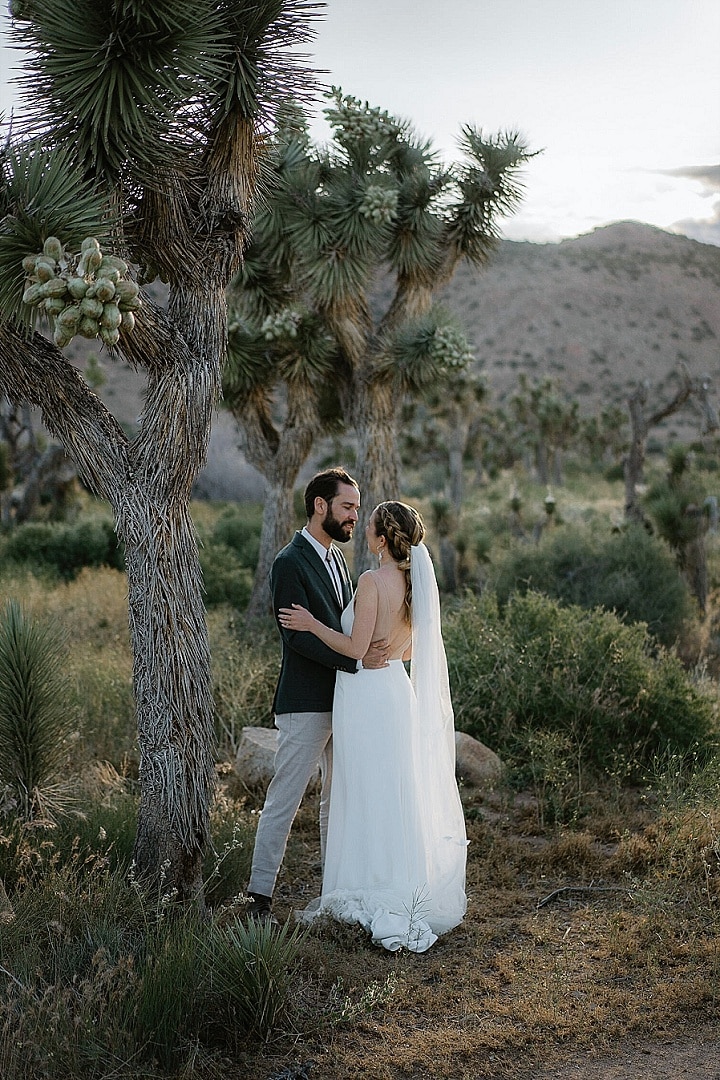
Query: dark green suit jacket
xmin=270 ymin=531 xmax=357 ymax=714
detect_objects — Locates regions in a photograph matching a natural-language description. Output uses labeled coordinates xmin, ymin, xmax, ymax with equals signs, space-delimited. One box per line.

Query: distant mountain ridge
xmin=443 ymin=221 xmax=720 ymax=440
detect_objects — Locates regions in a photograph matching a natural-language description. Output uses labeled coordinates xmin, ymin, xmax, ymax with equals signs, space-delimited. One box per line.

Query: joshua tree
xmin=644 ymin=445 xmax=713 ymax=613
xmin=225 ymin=90 xmax=531 ymax=592
xmin=0 ymin=0 xmax=316 ymax=903
xmin=510 ymin=375 xmax=580 ymax=486
xmin=624 ymin=366 xmax=718 ymax=526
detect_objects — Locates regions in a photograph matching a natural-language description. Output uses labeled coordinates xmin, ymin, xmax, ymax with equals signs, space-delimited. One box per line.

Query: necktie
xmin=326 ymin=548 xmax=343 ymax=605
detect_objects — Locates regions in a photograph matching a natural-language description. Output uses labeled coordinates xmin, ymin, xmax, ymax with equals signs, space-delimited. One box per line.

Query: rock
xmin=235 ymin=725 xmax=502 ymax=792
xmin=234 ymin=726 xmax=279 ymax=787
xmin=455 ymin=731 xmax=504 ymax=787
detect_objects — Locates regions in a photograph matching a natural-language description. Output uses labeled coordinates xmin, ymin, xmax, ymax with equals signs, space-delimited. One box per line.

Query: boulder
xmin=455 ymin=731 xmax=504 ymax=787
xmin=234 ymin=725 xmax=502 ymax=791
xmin=234 ymin=726 xmax=280 ymax=787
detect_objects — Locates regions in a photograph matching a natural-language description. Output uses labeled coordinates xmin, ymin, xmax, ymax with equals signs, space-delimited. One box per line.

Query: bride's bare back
xmin=364 ymin=567 xmax=412 ymax=660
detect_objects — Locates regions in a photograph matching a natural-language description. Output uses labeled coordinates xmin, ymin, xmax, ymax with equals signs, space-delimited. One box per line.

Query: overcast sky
xmin=2 ymin=0 xmax=719 ymax=245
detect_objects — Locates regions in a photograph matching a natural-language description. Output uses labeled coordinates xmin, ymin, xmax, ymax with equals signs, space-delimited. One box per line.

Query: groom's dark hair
xmin=304 ymin=468 xmax=358 ymax=520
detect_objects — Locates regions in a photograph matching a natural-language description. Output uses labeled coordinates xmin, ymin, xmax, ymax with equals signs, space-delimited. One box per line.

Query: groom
xmin=246 ymin=467 xmax=387 ymax=921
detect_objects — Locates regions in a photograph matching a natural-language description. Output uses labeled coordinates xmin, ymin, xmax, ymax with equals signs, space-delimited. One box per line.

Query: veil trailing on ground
xmin=410 ymin=542 xmax=468 ymax=930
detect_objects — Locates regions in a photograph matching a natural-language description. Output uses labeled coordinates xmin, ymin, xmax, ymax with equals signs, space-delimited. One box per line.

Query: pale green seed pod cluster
xmin=430 ymin=326 xmax=475 ymax=371
xmin=21 ymin=236 xmax=142 ymax=350
xmin=359 ymin=184 xmax=398 ymax=224
xmin=325 ymin=93 xmax=400 ymax=143
xmin=261 ymin=307 xmax=302 ymax=341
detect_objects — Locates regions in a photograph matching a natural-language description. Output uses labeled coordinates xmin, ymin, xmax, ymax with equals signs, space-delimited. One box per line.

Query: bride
xmin=278 ymin=500 xmax=467 ymax=953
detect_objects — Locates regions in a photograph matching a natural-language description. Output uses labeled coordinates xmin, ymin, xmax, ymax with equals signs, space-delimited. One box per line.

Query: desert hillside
xmin=65 ymin=222 xmax=720 ymax=499
xmin=444 ymin=221 xmax=720 ymax=439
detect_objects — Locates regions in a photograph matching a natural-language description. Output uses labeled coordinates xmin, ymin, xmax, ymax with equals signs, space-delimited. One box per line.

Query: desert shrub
xmin=444 ymin=590 xmax=716 ymax=778
xmin=1 ymin=518 xmax=123 ymax=580
xmin=209 ymin=503 xmax=262 ymax=569
xmin=204 ymin=917 xmax=304 ymax=1041
xmin=0 ymin=845 xmax=304 ymax=1077
xmin=208 ymin=612 xmax=278 ymax=753
xmin=490 ymin=523 xmax=693 ymax=646
xmin=68 ymin=644 xmax=135 ymax=764
xmin=200 ymin=541 xmax=253 ymax=608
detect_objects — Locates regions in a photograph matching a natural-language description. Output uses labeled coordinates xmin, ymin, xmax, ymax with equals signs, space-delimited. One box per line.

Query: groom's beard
xmin=323 ymin=506 xmax=355 ymax=544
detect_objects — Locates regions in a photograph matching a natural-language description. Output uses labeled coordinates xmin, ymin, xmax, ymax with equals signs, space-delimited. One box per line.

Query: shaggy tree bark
xmin=352 ymin=378 xmax=402 ymax=572
xmin=0 ymin=293 xmax=223 ymax=904
xmin=239 ymin=379 xmax=321 ymax=618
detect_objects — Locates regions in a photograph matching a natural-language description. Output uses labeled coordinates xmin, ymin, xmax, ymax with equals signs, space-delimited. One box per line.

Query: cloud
xmin=659 ymin=163 xmax=720 ymax=246
xmin=662 ymin=164 xmax=720 ymax=188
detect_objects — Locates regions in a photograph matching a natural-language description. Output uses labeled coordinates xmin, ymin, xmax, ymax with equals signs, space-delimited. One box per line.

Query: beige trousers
xmin=248 ymin=710 xmax=333 ymax=898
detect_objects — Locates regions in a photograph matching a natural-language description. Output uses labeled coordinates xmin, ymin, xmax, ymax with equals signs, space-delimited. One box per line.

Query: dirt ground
xmin=512 ymin=1028 xmax=720 ymax=1079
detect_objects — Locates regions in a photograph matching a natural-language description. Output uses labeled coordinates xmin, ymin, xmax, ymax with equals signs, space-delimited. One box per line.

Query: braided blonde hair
xmin=373 ymin=501 xmax=426 ymax=622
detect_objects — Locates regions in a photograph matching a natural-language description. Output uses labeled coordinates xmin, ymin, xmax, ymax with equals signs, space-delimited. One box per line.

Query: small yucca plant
xmin=207 ymin=917 xmax=304 ymax=1039
xmin=0 ymin=600 xmax=76 ymax=821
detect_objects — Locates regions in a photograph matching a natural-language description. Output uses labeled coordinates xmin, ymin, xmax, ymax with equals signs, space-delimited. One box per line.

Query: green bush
xmin=209 ymin=503 xmax=262 ymax=569
xmin=200 ymin=541 xmax=253 ymax=608
xmin=2 ymin=519 xmax=124 ymax=579
xmin=444 ymin=590 xmax=716 ymax=777
xmin=490 ymin=523 xmax=693 ymax=646
xmin=204 ymin=917 xmax=304 ymax=1040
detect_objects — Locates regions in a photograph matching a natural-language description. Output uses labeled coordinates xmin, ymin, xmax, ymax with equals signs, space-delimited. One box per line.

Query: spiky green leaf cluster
xmin=377 ymin=311 xmax=475 ymax=391
xmin=225 ymin=306 xmax=335 ymax=402
xmin=0 ymin=142 xmax=110 ymax=326
xmin=0 ymin=601 xmax=76 ymax=821
xmin=445 ymin=127 xmax=531 ymax=263
xmin=7 ymin=0 xmax=322 ymax=184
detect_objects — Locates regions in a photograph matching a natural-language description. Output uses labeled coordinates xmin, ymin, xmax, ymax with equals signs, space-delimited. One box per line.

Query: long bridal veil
xmin=410 ymin=542 xmax=468 ymax=931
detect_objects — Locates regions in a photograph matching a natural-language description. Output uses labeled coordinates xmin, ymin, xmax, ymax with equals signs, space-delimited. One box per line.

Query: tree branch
xmin=0 ymin=322 xmax=129 ymax=500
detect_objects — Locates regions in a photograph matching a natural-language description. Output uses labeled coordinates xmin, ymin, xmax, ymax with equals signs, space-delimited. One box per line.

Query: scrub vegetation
xmin=2 ymin=462 xmax=720 ymax=1078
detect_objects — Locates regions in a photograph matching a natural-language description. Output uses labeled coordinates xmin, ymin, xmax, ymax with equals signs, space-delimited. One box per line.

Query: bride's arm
xmin=278 ymin=572 xmax=378 ymax=660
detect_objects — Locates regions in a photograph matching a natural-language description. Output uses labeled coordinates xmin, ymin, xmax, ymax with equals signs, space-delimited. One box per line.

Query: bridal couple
xmin=245 ymin=468 xmax=467 ymax=953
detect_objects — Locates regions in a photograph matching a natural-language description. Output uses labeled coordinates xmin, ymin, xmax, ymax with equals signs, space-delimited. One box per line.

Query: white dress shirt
xmin=302 ymin=526 xmax=343 ymax=605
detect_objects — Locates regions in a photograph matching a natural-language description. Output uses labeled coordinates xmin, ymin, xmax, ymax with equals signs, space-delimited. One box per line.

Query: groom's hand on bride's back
xmin=361 ymin=639 xmax=389 ymax=669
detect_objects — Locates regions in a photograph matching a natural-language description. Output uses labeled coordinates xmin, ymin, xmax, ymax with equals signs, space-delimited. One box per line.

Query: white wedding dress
xmin=305 ymin=544 xmax=468 ymax=953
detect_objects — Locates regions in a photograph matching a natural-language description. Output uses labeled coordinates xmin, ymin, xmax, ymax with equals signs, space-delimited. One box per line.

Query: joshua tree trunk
xmin=624 ymin=384 xmax=649 ymax=525
xmin=235 ymin=379 xmax=321 ymax=619
xmin=353 ymin=376 xmax=401 ymax=573
xmin=123 ymin=499 xmax=214 ymax=901
xmin=0 ymin=293 xmax=221 ymax=905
